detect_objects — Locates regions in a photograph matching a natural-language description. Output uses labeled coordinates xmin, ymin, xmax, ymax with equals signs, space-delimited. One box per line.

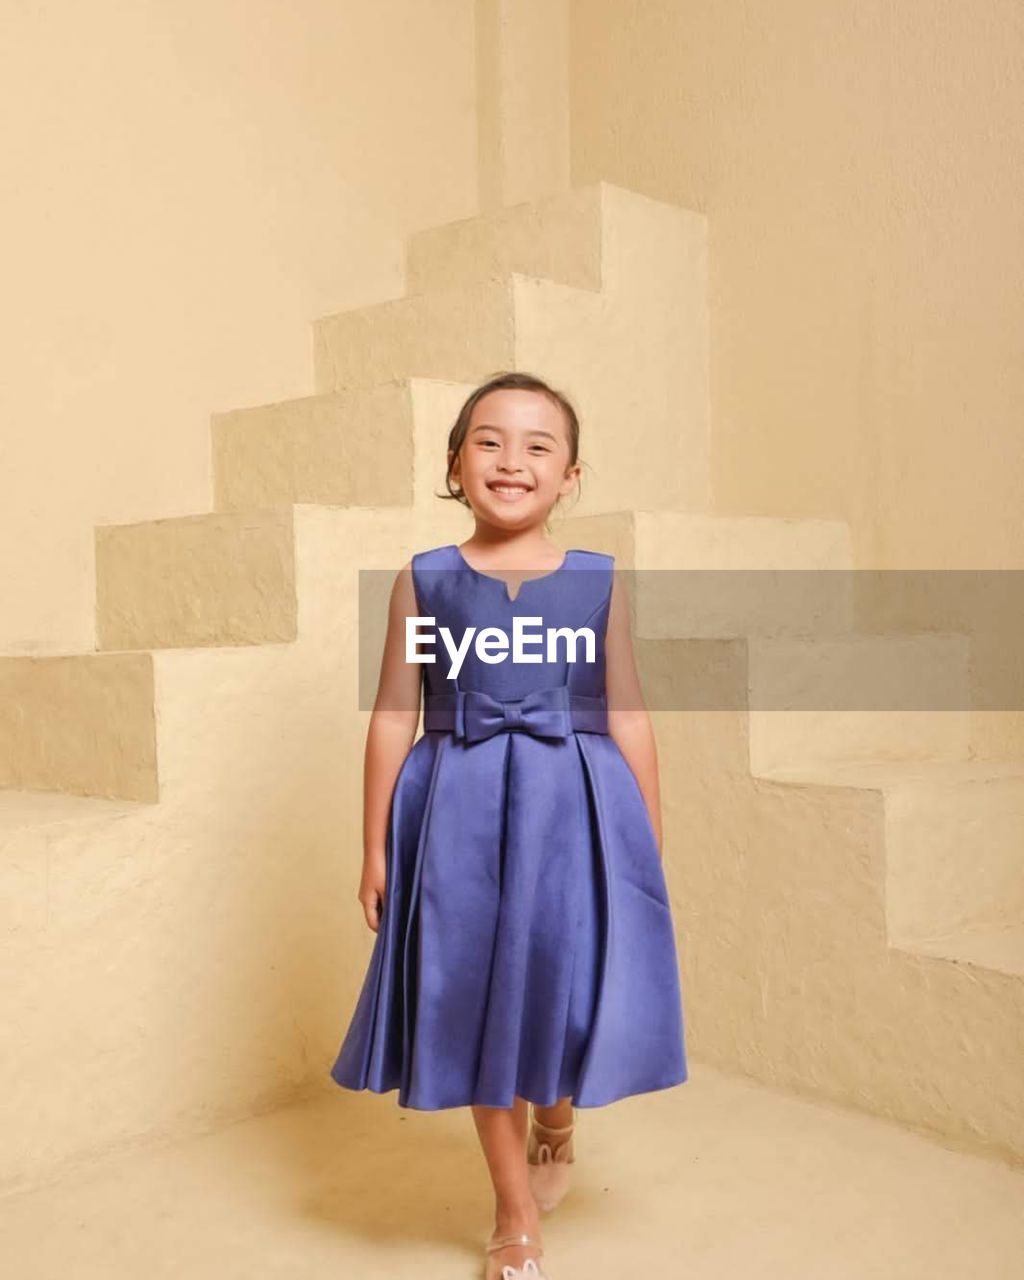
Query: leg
xmin=472 ymin=1096 xmax=544 ymax=1273
xmin=531 ymin=1095 xmax=573 ymax=1131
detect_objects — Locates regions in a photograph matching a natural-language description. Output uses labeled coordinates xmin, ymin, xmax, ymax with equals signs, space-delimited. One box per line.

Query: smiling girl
xmin=330 ymin=371 xmax=688 ymax=1280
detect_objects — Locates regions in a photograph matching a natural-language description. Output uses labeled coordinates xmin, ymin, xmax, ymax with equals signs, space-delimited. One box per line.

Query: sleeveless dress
xmin=329 ymin=543 xmax=688 ymax=1110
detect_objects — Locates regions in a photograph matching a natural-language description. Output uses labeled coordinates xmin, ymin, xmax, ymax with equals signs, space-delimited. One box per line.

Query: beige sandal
xmin=484 ymin=1230 xmax=549 ymax=1280
xmin=526 ymin=1103 xmax=576 ymax=1213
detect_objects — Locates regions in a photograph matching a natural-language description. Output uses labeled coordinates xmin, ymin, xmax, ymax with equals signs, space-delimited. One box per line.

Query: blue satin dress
xmin=329 ymin=543 xmax=688 ymax=1110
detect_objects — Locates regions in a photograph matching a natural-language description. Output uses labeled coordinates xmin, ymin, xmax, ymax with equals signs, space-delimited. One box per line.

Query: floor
xmin=2 ymin=1064 xmax=1022 ymax=1279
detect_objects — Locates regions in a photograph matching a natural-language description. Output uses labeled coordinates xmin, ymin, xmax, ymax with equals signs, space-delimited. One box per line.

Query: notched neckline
xmin=450 ymin=544 xmax=574 ymax=604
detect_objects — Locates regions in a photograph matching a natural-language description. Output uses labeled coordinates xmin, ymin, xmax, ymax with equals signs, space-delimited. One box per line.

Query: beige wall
xmin=570 ymin=0 xmax=1024 ymax=570
xmin=0 ymin=0 xmax=475 ymax=651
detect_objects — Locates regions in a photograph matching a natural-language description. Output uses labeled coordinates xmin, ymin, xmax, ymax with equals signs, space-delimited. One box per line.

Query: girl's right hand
xmin=358 ymin=857 xmax=387 ymax=933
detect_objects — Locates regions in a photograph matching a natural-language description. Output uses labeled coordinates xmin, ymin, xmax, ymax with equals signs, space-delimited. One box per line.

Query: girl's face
xmin=449 ymin=389 xmax=579 ymax=530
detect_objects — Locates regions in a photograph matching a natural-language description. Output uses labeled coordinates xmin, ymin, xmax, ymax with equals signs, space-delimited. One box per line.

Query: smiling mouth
xmin=488 ymin=482 xmax=533 ymax=495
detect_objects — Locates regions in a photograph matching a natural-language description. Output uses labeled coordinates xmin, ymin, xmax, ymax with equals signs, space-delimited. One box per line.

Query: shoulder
xmin=403 ymin=544 xmax=456 ymax=613
xmin=569 ymin=547 xmax=614 ymax=569
xmin=388 ymin=560 xmax=417 ymax=609
xmin=569 ymin=548 xmax=615 ymax=597
xmin=387 ymin=548 xmax=450 ymax=602
xmin=411 ymin=543 xmax=456 ymax=572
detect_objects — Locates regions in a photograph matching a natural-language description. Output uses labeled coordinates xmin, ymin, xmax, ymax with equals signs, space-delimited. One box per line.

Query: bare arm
xmin=604 ymin=569 xmax=664 ymax=858
xmin=358 ymin=560 xmax=423 ymax=932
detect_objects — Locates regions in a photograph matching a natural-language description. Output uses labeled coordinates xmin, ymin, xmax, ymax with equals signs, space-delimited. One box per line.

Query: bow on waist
xmin=423 ymin=686 xmax=609 ymax=744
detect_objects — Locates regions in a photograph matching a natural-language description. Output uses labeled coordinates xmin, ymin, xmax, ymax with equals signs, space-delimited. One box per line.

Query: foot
xmin=485 ymin=1205 xmax=545 ymax=1280
xmin=527 ymin=1103 xmax=575 ymax=1213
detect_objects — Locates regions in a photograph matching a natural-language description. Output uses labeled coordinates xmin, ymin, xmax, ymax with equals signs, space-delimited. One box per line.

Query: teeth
xmin=491 ymin=485 xmax=529 ymax=493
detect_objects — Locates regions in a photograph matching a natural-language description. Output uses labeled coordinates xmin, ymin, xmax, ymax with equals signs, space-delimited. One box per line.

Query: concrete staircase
xmin=1 ymin=181 xmax=1020 ymax=1194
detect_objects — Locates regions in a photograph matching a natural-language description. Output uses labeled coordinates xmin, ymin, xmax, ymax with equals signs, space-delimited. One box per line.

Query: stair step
xmin=0 ymin=789 xmax=145 ymax=831
xmin=312 ymin=276 xmax=520 ymax=393
xmin=210 ymin=378 xmax=475 ymax=515
xmin=96 ymin=507 xmax=298 ymax=651
xmin=758 ymin=757 xmax=1024 ymax=952
xmin=896 ymin=924 xmax=1024 ymax=978
xmin=748 ymin=633 xmax=973 ymax=771
xmin=756 ymin=758 xmax=1024 ymax=789
xmin=0 ymin=653 xmax=157 ymax=801
xmin=405 ymin=181 xmax=607 ymax=293
xmin=627 ymin=510 xmax=854 ymax=641
xmin=211 ymin=383 xmax=415 ymax=511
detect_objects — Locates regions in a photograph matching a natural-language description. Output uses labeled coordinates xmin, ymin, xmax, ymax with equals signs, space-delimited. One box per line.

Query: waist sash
xmin=423 ymin=686 xmax=609 ymax=744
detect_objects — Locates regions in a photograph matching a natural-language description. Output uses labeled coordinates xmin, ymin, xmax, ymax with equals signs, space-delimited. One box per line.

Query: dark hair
xmin=437 ymin=371 xmax=584 ymax=526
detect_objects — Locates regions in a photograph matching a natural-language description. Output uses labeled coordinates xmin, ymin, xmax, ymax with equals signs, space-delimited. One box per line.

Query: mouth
xmin=487 ymin=481 xmax=533 ymax=501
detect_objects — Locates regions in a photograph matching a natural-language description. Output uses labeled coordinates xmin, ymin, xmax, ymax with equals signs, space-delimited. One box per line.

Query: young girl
xmin=330 ymin=371 xmax=688 ymax=1280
